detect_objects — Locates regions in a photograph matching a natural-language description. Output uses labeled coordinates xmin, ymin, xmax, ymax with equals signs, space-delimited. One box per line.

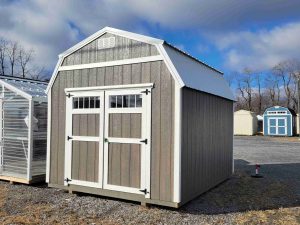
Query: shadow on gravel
xmin=179 ymin=159 xmax=300 ymax=215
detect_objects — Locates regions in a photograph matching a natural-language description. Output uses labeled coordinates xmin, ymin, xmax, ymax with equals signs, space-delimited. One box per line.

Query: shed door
xmin=64 ymin=91 xmax=104 ymax=188
xmin=268 ymin=117 xmax=287 ymax=135
xmin=103 ymin=88 xmax=151 ymax=198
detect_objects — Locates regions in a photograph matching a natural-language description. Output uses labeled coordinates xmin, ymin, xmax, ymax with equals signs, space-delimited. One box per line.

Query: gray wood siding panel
xmin=181 ymin=88 xmax=233 ymax=204
xmin=109 ymin=114 xmax=141 ymax=138
xmin=62 ymin=33 xmax=159 ymax=66
xmin=73 ymin=114 xmax=99 ymax=136
xmin=50 ymin=60 xmax=175 ymax=202
xmin=72 ymin=141 xmax=99 ymax=182
xmin=108 ymin=143 xmax=141 ymax=188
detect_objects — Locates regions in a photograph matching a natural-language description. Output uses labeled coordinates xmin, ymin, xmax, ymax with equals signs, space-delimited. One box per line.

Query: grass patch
xmin=233 ymin=207 xmax=300 ymax=225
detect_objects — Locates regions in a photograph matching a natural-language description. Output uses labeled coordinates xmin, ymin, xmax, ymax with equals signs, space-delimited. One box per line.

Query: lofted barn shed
xmin=0 ymin=76 xmax=48 ymax=184
xmin=46 ymin=27 xmax=234 ymax=208
xmin=263 ymin=106 xmax=296 ymax=136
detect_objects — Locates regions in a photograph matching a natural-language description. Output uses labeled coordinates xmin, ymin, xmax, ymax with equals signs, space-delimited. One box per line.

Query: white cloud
xmin=1 ymin=0 xmax=300 ymax=75
xmin=213 ymin=22 xmax=300 ymax=71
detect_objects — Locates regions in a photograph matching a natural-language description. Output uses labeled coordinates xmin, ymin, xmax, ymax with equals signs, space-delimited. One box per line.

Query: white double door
xmin=64 ymin=87 xmax=151 ymax=198
xmin=268 ymin=117 xmax=287 ymax=135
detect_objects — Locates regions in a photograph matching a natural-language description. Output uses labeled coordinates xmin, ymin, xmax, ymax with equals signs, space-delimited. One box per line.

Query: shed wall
xmin=49 ymin=61 xmax=175 ymax=202
xmin=181 ymin=88 xmax=233 ymax=204
xmin=234 ymin=112 xmax=257 ymax=136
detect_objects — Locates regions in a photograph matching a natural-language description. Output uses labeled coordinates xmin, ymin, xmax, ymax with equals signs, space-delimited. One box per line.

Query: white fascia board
xmin=45 ymin=56 xmax=64 ymax=94
xmin=156 ymin=44 xmax=185 ymax=88
xmin=0 ymin=79 xmax=32 ymax=100
xmin=60 ymin=26 xmax=164 ymax=59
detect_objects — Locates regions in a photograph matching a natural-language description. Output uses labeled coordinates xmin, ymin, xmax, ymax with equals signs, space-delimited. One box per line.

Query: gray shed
xmin=0 ymin=76 xmax=48 ymax=184
xmin=46 ymin=27 xmax=234 ymax=208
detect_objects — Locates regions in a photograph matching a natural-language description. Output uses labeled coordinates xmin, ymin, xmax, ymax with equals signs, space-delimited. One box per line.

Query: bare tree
xmin=265 ymin=74 xmax=281 ymax=106
xmin=273 ymin=60 xmax=295 ymax=107
xmin=273 ymin=60 xmax=300 ymax=110
xmin=18 ymin=47 xmax=33 ymax=78
xmin=0 ymin=38 xmax=7 ymax=75
xmin=255 ymin=73 xmax=263 ymax=114
xmin=30 ymin=66 xmax=46 ymax=80
xmin=6 ymin=41 xmax=18 ymax=76
xmin=237 ymin=68 xmax=254 ymax=111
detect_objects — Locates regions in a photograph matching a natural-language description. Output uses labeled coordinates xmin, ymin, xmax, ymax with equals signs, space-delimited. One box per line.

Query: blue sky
xmin=1 ymin=0 xmax=300 ymax=77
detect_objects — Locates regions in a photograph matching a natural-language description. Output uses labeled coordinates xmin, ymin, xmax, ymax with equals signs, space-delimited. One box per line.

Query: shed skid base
xmin=0 ymin=175 xmax=45 ymax=185
xmin=49 ymin=183 xmax=180 ymax=208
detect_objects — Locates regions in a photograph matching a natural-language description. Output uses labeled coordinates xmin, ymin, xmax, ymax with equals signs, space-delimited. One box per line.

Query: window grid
xmin=109 ymin=94 xmax=142 ymax=108
xmin=73 ymin=96 xmax=100 ymax=109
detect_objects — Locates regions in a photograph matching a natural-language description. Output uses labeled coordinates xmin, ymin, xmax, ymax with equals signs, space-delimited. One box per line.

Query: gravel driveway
xmin=0 ymin=136 xmax=299 ymax=224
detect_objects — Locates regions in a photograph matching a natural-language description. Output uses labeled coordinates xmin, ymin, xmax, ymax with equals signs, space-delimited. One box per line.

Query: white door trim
xmin=103 ymin=87 xmax=151 ymax=198
xmin=268 ymin=117 xmax=287 ymax=135
xmin=64 ymin=90 xmax=104 ymax=188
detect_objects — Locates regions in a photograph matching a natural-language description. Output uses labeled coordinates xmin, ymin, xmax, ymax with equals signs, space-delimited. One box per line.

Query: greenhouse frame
xmin=0 ymin=75 xmax=48 ymax=184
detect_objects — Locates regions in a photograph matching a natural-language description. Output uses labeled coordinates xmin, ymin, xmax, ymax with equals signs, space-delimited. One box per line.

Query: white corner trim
xmin=0 ymin=79 xmax=32 ymax=100
xmin=46 ymin=57 xmax=64 ymax=94
xmin=173 ymin=83 xmax=182 ymax=203
xmin=58 ymin=55 xmax=163 ymax=72
xmin=46 ymin=90 xmax=51 ymax=183
xmin=156 ymin=44 xmax=185 ymax=88
xmin=27 ymin=99 xmax=33 ymax=181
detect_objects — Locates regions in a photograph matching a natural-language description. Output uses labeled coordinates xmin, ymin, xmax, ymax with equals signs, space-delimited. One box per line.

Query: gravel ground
xmin=0 ymin=136 xmax=299 ymax=224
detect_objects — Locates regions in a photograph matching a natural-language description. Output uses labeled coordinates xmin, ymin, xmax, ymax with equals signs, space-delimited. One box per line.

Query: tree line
xmin=226 ymin=59 xmax=300 ymax=115
xmin=0 ymin=38 xmax=46 ymax=80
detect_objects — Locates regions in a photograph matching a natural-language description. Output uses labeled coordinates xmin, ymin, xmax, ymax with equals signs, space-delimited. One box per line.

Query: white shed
xmin=0 ymin=76 xmax=48 ymax=184
xmin=234 ymin=110 xmax=258 ymax=136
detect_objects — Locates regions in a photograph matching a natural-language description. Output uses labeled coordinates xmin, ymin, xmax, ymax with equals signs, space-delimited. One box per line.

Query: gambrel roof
xmin=46 ymin=27 xmax=234 ymax=101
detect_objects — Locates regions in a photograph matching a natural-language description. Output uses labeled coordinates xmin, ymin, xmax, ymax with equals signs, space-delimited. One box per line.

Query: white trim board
xmin=65 ymin=83 xmax=153 ymax=93
xmin=45 ymin=90 xmax=51 ymax=183
xmin=58 ymin=55 xmax=163 ymax=72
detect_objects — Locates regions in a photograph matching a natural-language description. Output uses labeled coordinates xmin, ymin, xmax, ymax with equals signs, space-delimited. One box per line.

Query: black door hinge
xmin=67 ymin=136 xmax=73 ymax=141
xmin=139 ymin=188 xmax=149 ymax=195
xmin=66 ymin=93 xmax=73 ymax=98
xmin=104 ymin=138 xmax=109 ymax=143
xmin=140 ymin=139 xmax=148 ymax=144
xmin=141 ymin=89 xmax=151 ymax=95
xmin=64 ymin=178 xmax=72 ymax=183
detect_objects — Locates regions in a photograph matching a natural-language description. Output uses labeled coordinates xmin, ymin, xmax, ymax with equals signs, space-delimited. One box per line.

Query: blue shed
xmin=263 ymin=106 xmax=296 ymax=136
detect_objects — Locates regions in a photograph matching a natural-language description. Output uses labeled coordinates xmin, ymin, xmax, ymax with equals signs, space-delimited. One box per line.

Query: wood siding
xmin=181 ymin=87 xmax=233 ymax=204
xmin=109 ymin=113 xmax=141 ymax=138
xmin=71 ymin=141 xmax=99 ymax=182
xmin=108 ymin=143 xmax=141 ymax=188
xmin=62 ymin=33 xmax=159 ymax=66
xmin=49 ymin=61 xmax=175 ymax=202
xmin=72 ymin=114 xmax=99 ymax=137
